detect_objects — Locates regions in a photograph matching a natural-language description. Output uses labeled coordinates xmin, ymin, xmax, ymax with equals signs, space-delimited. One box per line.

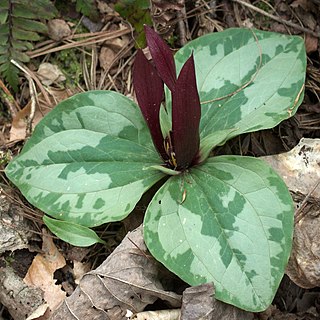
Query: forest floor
xmin=0 ymin=0 xmax=320 ymax=319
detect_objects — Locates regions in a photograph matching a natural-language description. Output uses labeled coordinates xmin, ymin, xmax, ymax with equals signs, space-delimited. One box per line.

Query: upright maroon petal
xmin=172 ymin=54 xmax=201 ymax=169
xmin=144 ymin=25 xmax=176 ymax=91
xmin=133 ymin=49 xmax=168 ymax=161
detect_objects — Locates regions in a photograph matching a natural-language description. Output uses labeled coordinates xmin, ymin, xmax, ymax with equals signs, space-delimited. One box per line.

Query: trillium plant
xmin=6 ymin=27 xmax=306 ymax=312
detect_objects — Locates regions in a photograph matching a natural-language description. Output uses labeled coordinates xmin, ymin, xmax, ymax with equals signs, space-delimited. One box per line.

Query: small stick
xmin=28 ymin=28 xmax=131 ymax=59
xmin=294 ymin=178 xmax=320 ymax=224
xmin=232 ymin=0 xmax=320 ymax=38
xmin=0 ymin=78 xmax=20 ymax=117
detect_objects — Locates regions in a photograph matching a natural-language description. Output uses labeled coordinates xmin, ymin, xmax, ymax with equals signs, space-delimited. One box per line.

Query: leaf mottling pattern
xmin=144 ymin=156 xmax=294 ymax=311
xmin=172 ymin=28 xmax=306 ymax=143
xmin=6 ymin=91 xmax=165 ymax=227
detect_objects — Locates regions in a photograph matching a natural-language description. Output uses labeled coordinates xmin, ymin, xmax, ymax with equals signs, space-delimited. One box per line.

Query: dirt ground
xmin=0 ymin=0 xmax=320 ymax=319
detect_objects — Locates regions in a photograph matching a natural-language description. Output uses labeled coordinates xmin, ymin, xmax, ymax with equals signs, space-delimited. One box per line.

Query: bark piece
xmin=0 ymin=265 xmax=44 ymax=319
xmin=0 ymin=191 xmax=33 ymax=253
xmin=262 ymin=138 xmax=320 ymax=288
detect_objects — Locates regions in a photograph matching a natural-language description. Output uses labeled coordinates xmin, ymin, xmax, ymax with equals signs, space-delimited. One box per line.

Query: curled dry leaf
xmin=24 ymin=229 xmax=66 ymax=313
xmin=51 ymin=226 xmax=181 ymax=320
xmin=99 ymin=36 xmax=130 ymax=72
xmin=286 ymin=208 xmax=320 ymax=288
xmin=99 ymin=46 xmax=117 ymax=71
xmin=37 ymin=63 xmax=66 ymax=86
xmin=180 ymin=283 xmax=253 ymax=320
xmin=47 ymin=19 xmax=71 ymax=41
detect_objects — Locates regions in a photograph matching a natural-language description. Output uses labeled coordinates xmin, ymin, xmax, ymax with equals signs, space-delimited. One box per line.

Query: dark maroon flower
xmin=133 ymin=26 xmax=201 ymax=171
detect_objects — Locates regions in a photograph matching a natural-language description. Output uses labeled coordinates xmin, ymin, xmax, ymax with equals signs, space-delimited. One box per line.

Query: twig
xmin=177 ymin=0 xmax=188 ymax=46
xmin=28 ymin=28 xmax=131 ymax=59
xmin=0 ymin=78 xmax=20 ymax=117
xmin=294 ymin=178 xmax=320 ymax=224
xmin=232 ymin=0 xmax=320 ymax=38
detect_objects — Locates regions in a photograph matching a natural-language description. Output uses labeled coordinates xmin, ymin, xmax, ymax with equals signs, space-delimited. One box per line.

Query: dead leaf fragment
xmin=47 ymin=19 xmax=71 ymax=41
xmin=24 ymin=230 xmax=67 ymax=312
xmin=73 ymin=260 xmax=91 ymax=284
xmin=37 ymin=63 xmax=66 ymax=86
xmin=180 ymin=283 xmax=253 ymax=320
xmin=305 ymin=33 xmax=318 ymax=53
xmin=99 ymin=46 xmax=117 ymax=71
xmin=26 ymin=303 xmax=50 ymax=320
xmin=286 ymin=210 xmax=320 ymax=288
xmin=262 ymin=138 xmax=320 ymax=198
xmin=51 ymin=226 xmax=181 ymax=320
xmin=9 ymin=88 xmax=77 ymax=142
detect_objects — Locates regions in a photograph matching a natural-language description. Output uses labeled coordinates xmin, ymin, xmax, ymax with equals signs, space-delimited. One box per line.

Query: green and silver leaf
xmin=171 ymin=28 xmax=306 ymax=146
xmin=6 ymin=91 xmax=165 ymax=227
xmin=144 ymin=156 xmax=294 ymax=311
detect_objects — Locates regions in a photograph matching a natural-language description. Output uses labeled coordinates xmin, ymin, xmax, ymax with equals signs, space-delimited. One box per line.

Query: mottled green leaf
xmin=144 ymin=156 xmax=294 ymax=311
xmin=6 ymin=91 xmax=165 ymax=227
xmin=43 ymin=215 xmax=105 ymax=247
xmin=198 ymin=128 xmax=236 ymax=163
xmin=172 ymin=28 xmax=306 ymax=144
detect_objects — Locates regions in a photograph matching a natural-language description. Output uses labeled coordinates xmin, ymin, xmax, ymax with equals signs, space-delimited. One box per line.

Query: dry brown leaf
xmin=26 ymin=304 xmax=50 ymax=320
xmin=37 ymin=63 xmax=66 ymax=86
xmin=51 ymin=226 xmax=181 ymax=320
xmin=24 ymin=229 xmax=66 ymax=312
xmin=290 ymin=0 xmax=312 ymax=10
xmin=262 ymin=138 xmax=320 ymax=198
xmin=286 ymin=211 xmax=320 ymax=289
xmin=305 ymin=33 xmax=318 ymax=53
xmin=99 ymin=46 xmax=117 ymax=71
xmin=47 ymin=19 xmax=72 ymax=41
xmin=9 ymin=88 xmax=77 ymax=142
xmin=73 ymin=260 xmax=91 ymax=284
xmin=180 ymin=283 xmax=253 ymax=320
